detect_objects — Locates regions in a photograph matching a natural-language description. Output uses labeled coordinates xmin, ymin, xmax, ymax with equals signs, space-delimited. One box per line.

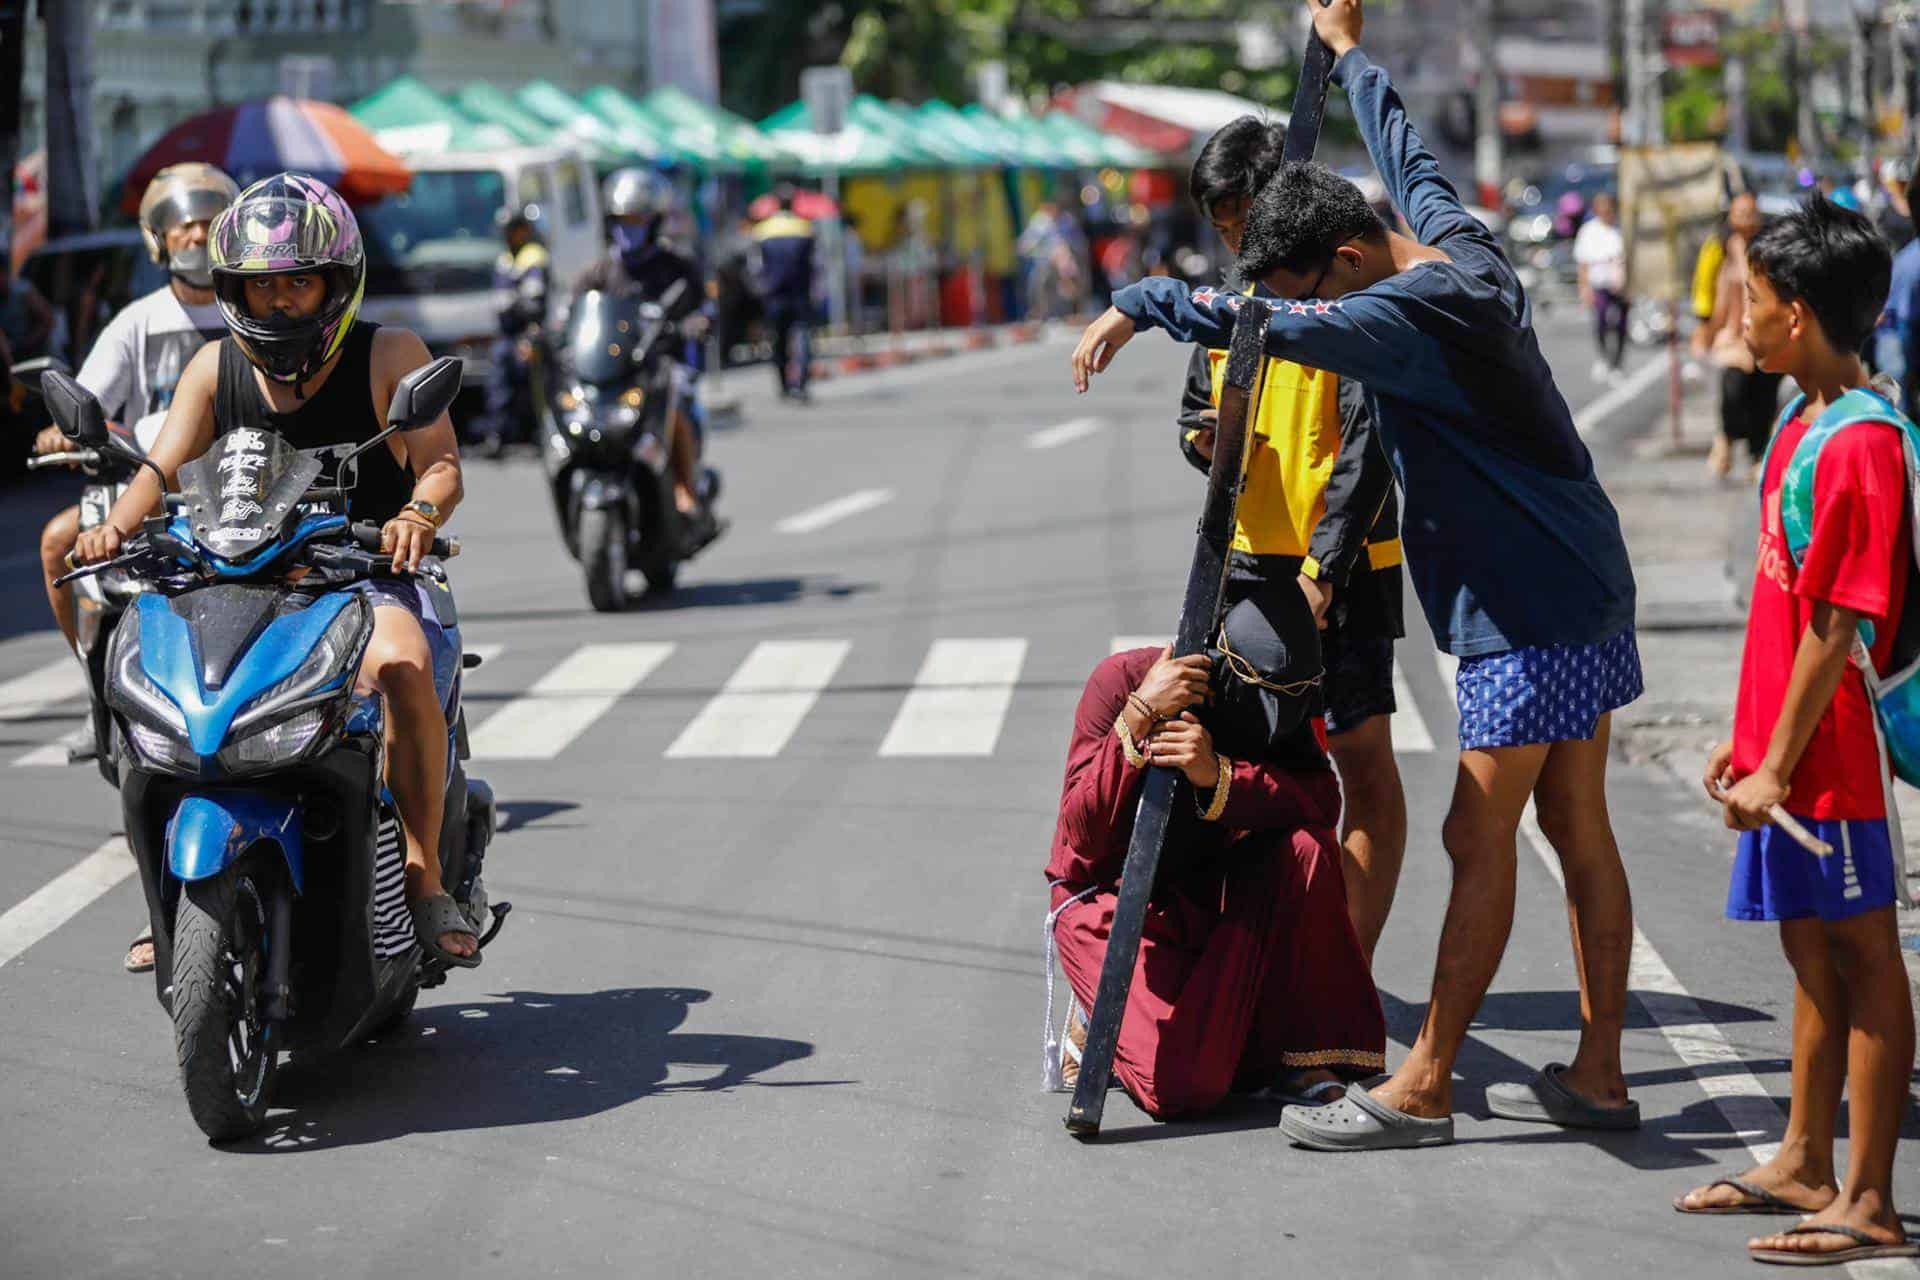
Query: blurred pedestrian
xmin=1575 ymin=191 xmax=1628 ymax=382
xmin=1876 ymin=165 xmax=1920 ymax=416
xmin=0 ymin=260 xmax=54 ymax=361
xmin=1693 ymin=192 xmax=1784 ymax=479
xmin=472 ymin=205 xmax=549 ymax=457
xmin=753 ymin=184 xmax=816 ymax=402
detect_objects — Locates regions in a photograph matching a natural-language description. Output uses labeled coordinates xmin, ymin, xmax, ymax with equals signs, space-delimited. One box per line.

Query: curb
xmin=804 ymin=316 xmax=1081 ymax=385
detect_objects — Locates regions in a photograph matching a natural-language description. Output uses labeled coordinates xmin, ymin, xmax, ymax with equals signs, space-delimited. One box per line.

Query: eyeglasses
xmin=1300 ymin=258 xmax=1335 ymax=301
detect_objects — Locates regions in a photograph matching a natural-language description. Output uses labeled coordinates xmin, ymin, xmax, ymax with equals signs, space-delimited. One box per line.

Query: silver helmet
xmin=602 ymin=168 xmax=677 ymax=222
xmin=139 ymin=162 xmax=240 ymax=288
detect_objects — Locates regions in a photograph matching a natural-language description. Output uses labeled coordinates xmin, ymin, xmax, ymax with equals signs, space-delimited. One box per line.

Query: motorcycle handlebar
xmin=27 ymin=449 xmax=102 ymax=470
xmin=347 ymin=520 xmax=460 ymax=560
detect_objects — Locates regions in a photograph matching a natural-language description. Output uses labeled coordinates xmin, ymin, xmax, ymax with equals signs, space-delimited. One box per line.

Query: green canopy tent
xmin=1039 ymin=110 xmax=1160 ymax=170
xmin=642 ymin=85 xmax=790 ymax=173
xmin=958 ymin=105 xmax=1074 ymax=170
xmin=758 ymin=119 xmax=904 ymax=178
xmin=453 ymin=83 xmax=554 ymax=148
xmin=513 ymin=79 xmax=656 ymax=167
xmin=579 ymin=86 xmax=696 ymax=170
xmin=348 ymin=75 xmax=514 ymax=154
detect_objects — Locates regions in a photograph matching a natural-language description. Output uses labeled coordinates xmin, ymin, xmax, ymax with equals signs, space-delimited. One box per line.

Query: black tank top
xmin=213 ymin=323 xmax=414 ymax=525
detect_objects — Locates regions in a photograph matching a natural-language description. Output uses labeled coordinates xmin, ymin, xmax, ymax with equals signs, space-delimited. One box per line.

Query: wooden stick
xmin=1769 ymin=805 xmax=1833 ymax=856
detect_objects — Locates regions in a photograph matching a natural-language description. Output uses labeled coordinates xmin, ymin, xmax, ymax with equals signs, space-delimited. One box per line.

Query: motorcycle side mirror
xmin=384 ymin=355 xmax=463 ymax=432
xmin=40 ymin=369 xmax=109 ymax=448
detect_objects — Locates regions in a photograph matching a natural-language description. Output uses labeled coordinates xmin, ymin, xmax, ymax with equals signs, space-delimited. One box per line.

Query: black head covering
xmin=1203 ymin=589 xmax=1323 ymax=759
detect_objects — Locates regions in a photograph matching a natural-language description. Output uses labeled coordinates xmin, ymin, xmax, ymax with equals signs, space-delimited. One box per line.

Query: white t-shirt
xmin=1573 ymin=217 xmax=1627 ymax=293
xmin=75 ymin=285 xmax=225 ymax=450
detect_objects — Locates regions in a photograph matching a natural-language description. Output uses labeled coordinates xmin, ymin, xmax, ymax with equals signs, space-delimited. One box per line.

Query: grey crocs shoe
xmin=1278 ymin=1084 xmax=1454 ymax=1151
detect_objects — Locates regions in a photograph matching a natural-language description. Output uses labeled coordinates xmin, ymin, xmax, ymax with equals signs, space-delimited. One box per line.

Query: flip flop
xmin=1485 ymin=1063 xmax=1640 ymax=1131
xmin=1749 ymin=1223 xmax=1920 ymax=1266
xmin=409 ymin=893 xmax=481 ymax=969
xmin=123 ymin=924 xmax=155 ymax=974
xmin=1672 ymin=1176 xmax=1821 ymax=1217
xmin=1277 ymin=1084 xmax=1454 ymax=1151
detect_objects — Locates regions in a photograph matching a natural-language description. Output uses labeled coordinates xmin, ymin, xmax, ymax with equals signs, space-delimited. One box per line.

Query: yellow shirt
xmin=1199 ymin=349 xmax=1403 ymax=573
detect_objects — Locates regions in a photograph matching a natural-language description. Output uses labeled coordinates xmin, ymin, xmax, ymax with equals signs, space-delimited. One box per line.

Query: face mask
xmin=169 ymin=242 xmax=213 ymax=289
xmin=610 ymin=220 xmax=654 ymax=268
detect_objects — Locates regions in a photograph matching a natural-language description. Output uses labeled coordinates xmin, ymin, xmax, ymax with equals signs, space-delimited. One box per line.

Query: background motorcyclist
xmin=72 ymin=172 xmax=479 ymax=968
xmin=752 ymin=184 xmax=816 ymax=401
xmin=32 ymin=163 xmax=237 ymax=972
xmin=571 ymin=167 xmax=713 ymax=527
xmin=472 ymin=205 xmax=550 ymax=457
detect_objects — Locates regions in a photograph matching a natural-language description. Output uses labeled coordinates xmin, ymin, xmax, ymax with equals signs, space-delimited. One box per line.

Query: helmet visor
xmin=148 ymin=186 xmax=231 ymax=235
xmin=212 ymin=195 xmax=359 ymax=275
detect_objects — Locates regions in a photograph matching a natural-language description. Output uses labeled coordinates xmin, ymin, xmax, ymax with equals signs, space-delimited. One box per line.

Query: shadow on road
xmin=494 ymin=799 xmax=582 ymax=833
xmin=456 ymin=577 xmax=876 ymax=626
xmin=233 ymin=987 xmax=841 ymax=1154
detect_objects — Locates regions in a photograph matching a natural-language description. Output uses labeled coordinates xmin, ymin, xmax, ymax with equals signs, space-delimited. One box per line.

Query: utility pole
xmin=1852 ymin=1 xmax=1883 ymax=196
xmin=1623 ymin=0 xmax=1664 ymax=146
xmin=1470 ymin=0 xmax=1502 ymax=207
xmin=1783 ymin=0 xmax=1820 ymax=161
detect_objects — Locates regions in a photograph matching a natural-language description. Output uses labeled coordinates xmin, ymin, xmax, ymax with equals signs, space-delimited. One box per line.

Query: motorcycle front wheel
xmin=579 ymin=505 xmax=629 ymax=612
xmin=171 ymin=859 xmax=278 ymax=1140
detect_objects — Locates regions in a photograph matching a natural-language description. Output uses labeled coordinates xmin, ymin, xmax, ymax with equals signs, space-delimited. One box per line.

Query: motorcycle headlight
xmin=106 ymin=622 xmax=188 ymax=738
xmin=230 ymin=599 xmax=367 ymax=738
xmin=218 ymin=706 xmax=330 ymax=771
xmin=124 ymin=718 xmax=197 ymax=772
xmin=605 ymin=403 xmax=640 ymax=429
xmin=619 ymin=386 xmax=645 ymax=411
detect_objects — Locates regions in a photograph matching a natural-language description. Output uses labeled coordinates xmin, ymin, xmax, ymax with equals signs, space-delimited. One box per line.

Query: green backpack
xmin=1763 ymin=385 xmax=1920 ymax=792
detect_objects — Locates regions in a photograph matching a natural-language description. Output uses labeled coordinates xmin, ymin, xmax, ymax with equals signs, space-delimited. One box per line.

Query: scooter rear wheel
xmin=171 ymin=861 xmax=277 ymax=1141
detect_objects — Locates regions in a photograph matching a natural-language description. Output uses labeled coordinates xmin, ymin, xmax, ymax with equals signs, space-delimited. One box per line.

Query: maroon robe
xmin=1046 ymin=648 xmax=1386 ymax=1119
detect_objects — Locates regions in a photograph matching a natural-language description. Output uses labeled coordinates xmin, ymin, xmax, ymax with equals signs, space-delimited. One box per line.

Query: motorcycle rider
xmin=753 ymin=184 xmax=817 ymax=401
xmin=72 ymin=172 xmax=480 ymax=967
xmin=32 ymin=163 xmax=238 ymax=973
xmin=570 ymin=167 xmax=715 ymax=533
xmin=472 ymin=205 xmax=550 ymax=457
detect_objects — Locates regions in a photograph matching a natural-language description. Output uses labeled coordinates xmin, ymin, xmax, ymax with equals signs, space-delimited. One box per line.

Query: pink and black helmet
xmin=208 ymin=172 xmax=366 ymax=385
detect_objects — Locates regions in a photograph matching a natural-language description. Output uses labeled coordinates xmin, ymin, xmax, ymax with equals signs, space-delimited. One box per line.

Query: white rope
xmin=1042 ymin=880 xmax=1100 ymax=1092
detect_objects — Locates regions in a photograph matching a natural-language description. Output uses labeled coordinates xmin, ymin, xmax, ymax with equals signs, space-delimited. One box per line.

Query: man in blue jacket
xmin=754 ymin=185 xmax=818 ymax=402
xmin=1071 ymin=0 xmax=1642 ymax=1151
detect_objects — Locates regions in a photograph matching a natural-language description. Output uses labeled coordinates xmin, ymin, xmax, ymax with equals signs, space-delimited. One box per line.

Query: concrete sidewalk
xmin=1604 ymin=370 xmax=1920 ymax=1005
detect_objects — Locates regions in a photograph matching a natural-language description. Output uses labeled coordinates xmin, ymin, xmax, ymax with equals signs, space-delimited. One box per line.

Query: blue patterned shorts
xmin=1455 ymin=627 xmax=1644 ymax=751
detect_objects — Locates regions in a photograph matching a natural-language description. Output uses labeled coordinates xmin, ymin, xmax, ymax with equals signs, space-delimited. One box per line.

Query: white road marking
xmin=665 ymin=640 xmax=850 ymax=758
xmin=468 ymin=643 xmax=674 ymax=760
xmin=879 ymin=639 xmax=1028 ymax=757
xmin=774 ymin=488 xmax=895 ymax=535
xmin=1110 ymin=635 xmax=1168 ymax=655
xmin=1572 ymin=356 xmax=1668 ymax=437
xmin=0 ymin=657 xmax=88 ymax=722
xmin=0 ymin=839 xmax=134 ymax=969
xmin=1389 ymin=659 xmax=1437 ymax=753
xmin=1518 ymin=807 xmax=1786 ymax=1164
xmin=1025 ymin=416 xmax=1104 ymax=450
xmin=3 ymin=657 xmax=92 ymax=768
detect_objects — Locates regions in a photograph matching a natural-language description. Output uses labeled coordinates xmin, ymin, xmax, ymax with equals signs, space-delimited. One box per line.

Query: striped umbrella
xmin=120 ymin=97 xmax=412 ymax=213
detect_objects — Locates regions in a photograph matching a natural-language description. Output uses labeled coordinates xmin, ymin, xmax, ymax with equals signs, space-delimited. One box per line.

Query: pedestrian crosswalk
xmin=0 ymin=635 xmax=1460 ymax=768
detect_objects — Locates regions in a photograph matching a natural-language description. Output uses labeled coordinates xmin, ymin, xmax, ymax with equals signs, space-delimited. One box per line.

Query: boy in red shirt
xmin=1681 ymin=195 xmax=1917 ymax=1266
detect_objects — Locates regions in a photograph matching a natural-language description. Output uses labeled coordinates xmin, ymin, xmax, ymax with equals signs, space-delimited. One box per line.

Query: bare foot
xmin=1367 ymin=1066 xmax=1451 ymax=1120
xmin=124 ymin=935 xmax=155 ymax=972
xmin=403 ymin=866 xmax=477 ymax=959
xmin=1674 ymin=1162 xmax=1837 ymax=1215
xmin=1553 ymin=1060 xmax=1631 ymax=1109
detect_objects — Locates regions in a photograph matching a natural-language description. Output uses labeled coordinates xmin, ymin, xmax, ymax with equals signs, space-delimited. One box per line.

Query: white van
xmin=355 ymin=143 xmax=602 ymax=407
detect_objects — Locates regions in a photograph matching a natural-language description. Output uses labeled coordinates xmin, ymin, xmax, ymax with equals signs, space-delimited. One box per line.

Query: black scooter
xmin=542 ymin=285 xmax=722 ymax=610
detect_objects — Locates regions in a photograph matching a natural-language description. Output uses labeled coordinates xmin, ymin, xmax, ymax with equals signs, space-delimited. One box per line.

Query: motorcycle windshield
xmin=565 ymin=291 xmax=647 ymax=386
xmin=178 ymin=428 xmax=322 ymax=563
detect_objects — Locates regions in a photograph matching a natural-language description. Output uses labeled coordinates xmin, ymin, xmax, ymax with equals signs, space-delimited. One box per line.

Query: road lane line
xmin=0 ymin=657 xmax=88 ymax=723
xmin=1390 ymin=659 xmax=1437 ymax=753
xmin=0 ymin=839 xmax=134 ymax=969
xmin=775 ymin=488 xmax=895 ymax=535
xmin=1025 ymin=416 xmax=1104 ymax=450
xmin=1518 ymin=807 xmax=1786 ymax=1163
xmin=1572 ymin=356 xmax=1668 ymax=437
xmin=665 ymin=640 xmax=850 ymax=758
xmin=1110 ymin=635 xmax=1167 ymax=655
xmin=879 ymin=639 xmax=1028 ymax=757
xmin=468 ymin=643 xmax=674 ymax=760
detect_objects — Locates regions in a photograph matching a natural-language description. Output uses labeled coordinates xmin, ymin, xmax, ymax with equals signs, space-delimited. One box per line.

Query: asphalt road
xmin=0 ymin=310 xmax=1915 ymax=1279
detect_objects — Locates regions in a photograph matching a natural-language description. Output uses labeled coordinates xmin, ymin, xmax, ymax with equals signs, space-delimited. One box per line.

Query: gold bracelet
xmin=1198 ymin=753 xmax=1232 ymax=822
xmin=1113 ymin=712 xmax=1147 ymax=768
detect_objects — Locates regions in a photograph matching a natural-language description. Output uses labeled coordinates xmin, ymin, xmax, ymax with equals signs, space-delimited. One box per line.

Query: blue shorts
xmin=1455 ymin=627 xmax=1644 ymax=751
xmin=1727 ymin=817 xmax=1900 ymax=922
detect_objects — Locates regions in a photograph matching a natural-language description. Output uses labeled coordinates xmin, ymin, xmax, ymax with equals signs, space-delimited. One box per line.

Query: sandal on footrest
xmin=410 ymin=893 xmax=481 ymax=969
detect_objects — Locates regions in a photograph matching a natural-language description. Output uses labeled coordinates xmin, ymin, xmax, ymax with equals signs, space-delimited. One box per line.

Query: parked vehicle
xmin=41 ymin=357 xmax=508 ymax=1140
xmin=356 ymin=145 xmax=602 ymax=430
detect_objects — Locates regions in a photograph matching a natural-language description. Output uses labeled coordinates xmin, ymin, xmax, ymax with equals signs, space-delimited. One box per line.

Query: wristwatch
xmin=403 ymin=499 xmax=441 ymax=527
